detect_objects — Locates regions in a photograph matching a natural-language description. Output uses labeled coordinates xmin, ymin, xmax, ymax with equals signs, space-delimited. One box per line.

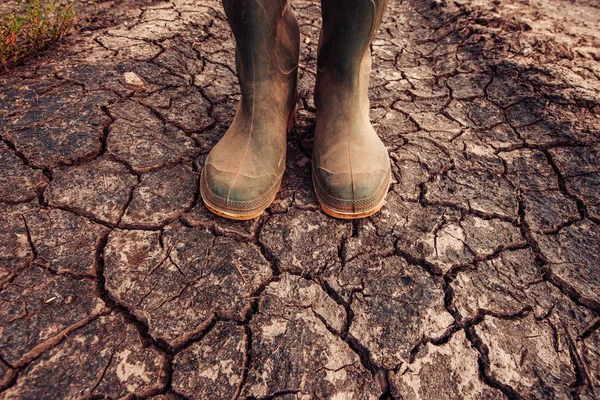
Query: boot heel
xmin=286 ymin=104 xmax=297 ymax=133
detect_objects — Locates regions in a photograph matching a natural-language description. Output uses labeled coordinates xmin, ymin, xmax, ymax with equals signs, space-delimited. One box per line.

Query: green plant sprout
xmin=1 ymin=0 xmax=75 ymax=70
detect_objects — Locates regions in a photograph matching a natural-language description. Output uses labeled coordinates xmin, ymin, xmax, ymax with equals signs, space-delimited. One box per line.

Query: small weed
xmin=0 ymin=0 xmax=75 ymax=70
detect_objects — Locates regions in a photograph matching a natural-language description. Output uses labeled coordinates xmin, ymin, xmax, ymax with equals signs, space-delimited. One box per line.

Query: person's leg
xmin=200 ymin=0 xmax=299 ymax=220
xmin=312 ymin=0 xmax=391 ymax=218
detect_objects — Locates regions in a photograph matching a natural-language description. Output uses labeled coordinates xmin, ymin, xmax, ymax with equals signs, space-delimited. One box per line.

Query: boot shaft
xmin=316 ymin=0 xmax=387 ymax=111
xmin=223 ymin=0 xmax=299 ymax=114
xmin=317 ymin=0 xmax=388 ymax=81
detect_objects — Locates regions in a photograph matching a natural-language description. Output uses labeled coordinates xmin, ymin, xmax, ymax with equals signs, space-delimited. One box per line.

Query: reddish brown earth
xmin=1 ymin=0 xmax=600 ymax=398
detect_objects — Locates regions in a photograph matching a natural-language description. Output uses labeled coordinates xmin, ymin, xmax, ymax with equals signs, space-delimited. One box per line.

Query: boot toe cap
xmin=312 ymin=165 xmax=391 ymax=214
xmin=201 ymin=163 xmax=282 ymax=217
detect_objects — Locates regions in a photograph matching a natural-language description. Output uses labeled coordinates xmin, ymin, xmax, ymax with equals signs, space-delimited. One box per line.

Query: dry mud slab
xmin=1 ymin=0 xmax=600 ymax=398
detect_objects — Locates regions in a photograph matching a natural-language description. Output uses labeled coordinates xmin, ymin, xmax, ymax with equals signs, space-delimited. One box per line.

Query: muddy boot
xmin=200 ymin=0 xmax=299 ymax=220
xmin=312 ymin=0 xmax=391 ymax=219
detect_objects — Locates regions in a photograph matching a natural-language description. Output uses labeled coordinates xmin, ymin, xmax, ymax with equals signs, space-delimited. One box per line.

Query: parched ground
xmin=1 ymin=0 xmax=600 ymax=398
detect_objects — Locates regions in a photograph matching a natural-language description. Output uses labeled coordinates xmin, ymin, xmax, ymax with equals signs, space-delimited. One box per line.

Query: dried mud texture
xmin=0 ymin=266 xmax=107 ymax=365
xmin=534 ymin=220 xmax=600 ymax=310
xmin=104 ymin=223 xmax=271 ymax=346
xmin=25 ymin=208 xmax=110 ymax=276
xmin=475 ymin=315 xmax=577 ymax=399
xmin=259 ymin=208 xmax=351 ymax=275
xmin=120 ymin=163 xmax=197 ymax=228
xmin=106 ymin=100 xmax=199 ymax=173
xmin=1 ymin=85 xmax=116 ymax=169
xmin=0 ymin=202 xmax=36 ymax=283
xmin=171 ymin=322 xmax=246 ymax=398
xmin=46 ymin=157 xmax=138 ymax=225
xmin=333 ymin=253 xmax=454 ymax=369
xmin=389 ymin=330 xmax=504 ymax=400
xmin=0 ymin=143 xmax=46 ymax=204
xmin=1 ymin=313 xmax=165 ymax=399
xmin=1 ymin=0 xmax=600 ymax=398
xmin=243 ymin=274 xmax=381 ymax=399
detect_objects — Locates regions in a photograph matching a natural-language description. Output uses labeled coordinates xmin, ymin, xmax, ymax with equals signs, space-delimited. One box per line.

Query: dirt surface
xmin=1 ymin=0 xmax=600 ymax=398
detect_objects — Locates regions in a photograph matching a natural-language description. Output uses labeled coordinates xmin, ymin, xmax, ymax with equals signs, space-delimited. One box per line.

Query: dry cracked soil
xmin=1 ymin=0 xmax=600 ymax=398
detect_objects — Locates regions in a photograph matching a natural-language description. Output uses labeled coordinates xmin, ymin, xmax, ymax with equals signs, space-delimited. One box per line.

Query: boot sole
xmin=201 ymin=187 xmax=279 ymax=220
xmin=200 ymin=105 xmax=296 ymax=220
xmin=313 ymin=168 xmax=391 ymax=220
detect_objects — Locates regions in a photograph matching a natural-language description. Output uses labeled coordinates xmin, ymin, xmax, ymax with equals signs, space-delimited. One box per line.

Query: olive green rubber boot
xmin=200 ymin=0 xmax=299 ymax=220
xmin=312 ymin=0 xmax=391 ymax=219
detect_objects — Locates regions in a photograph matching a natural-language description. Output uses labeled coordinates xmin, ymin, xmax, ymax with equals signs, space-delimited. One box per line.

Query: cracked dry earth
xmin=1 ymin=0 xmax=600 ymax=398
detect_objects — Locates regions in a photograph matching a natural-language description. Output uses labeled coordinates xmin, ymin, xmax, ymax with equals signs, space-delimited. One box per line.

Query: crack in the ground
xmin=92 ymin=229 xmax=174 ymax=395
xmin=1 ymin=0 xmax=600 ymax=397
xmin=464 ymin=325 xmax=522 ymax=400
xmin=517 ymin=194 xmax=600 ymax=314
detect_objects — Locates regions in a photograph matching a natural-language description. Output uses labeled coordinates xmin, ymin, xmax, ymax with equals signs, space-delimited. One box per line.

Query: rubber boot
xmin=200 ymin=0 xmax=299 ymax=220
xmin=312 ymin=0 xmax=391 ymax=219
